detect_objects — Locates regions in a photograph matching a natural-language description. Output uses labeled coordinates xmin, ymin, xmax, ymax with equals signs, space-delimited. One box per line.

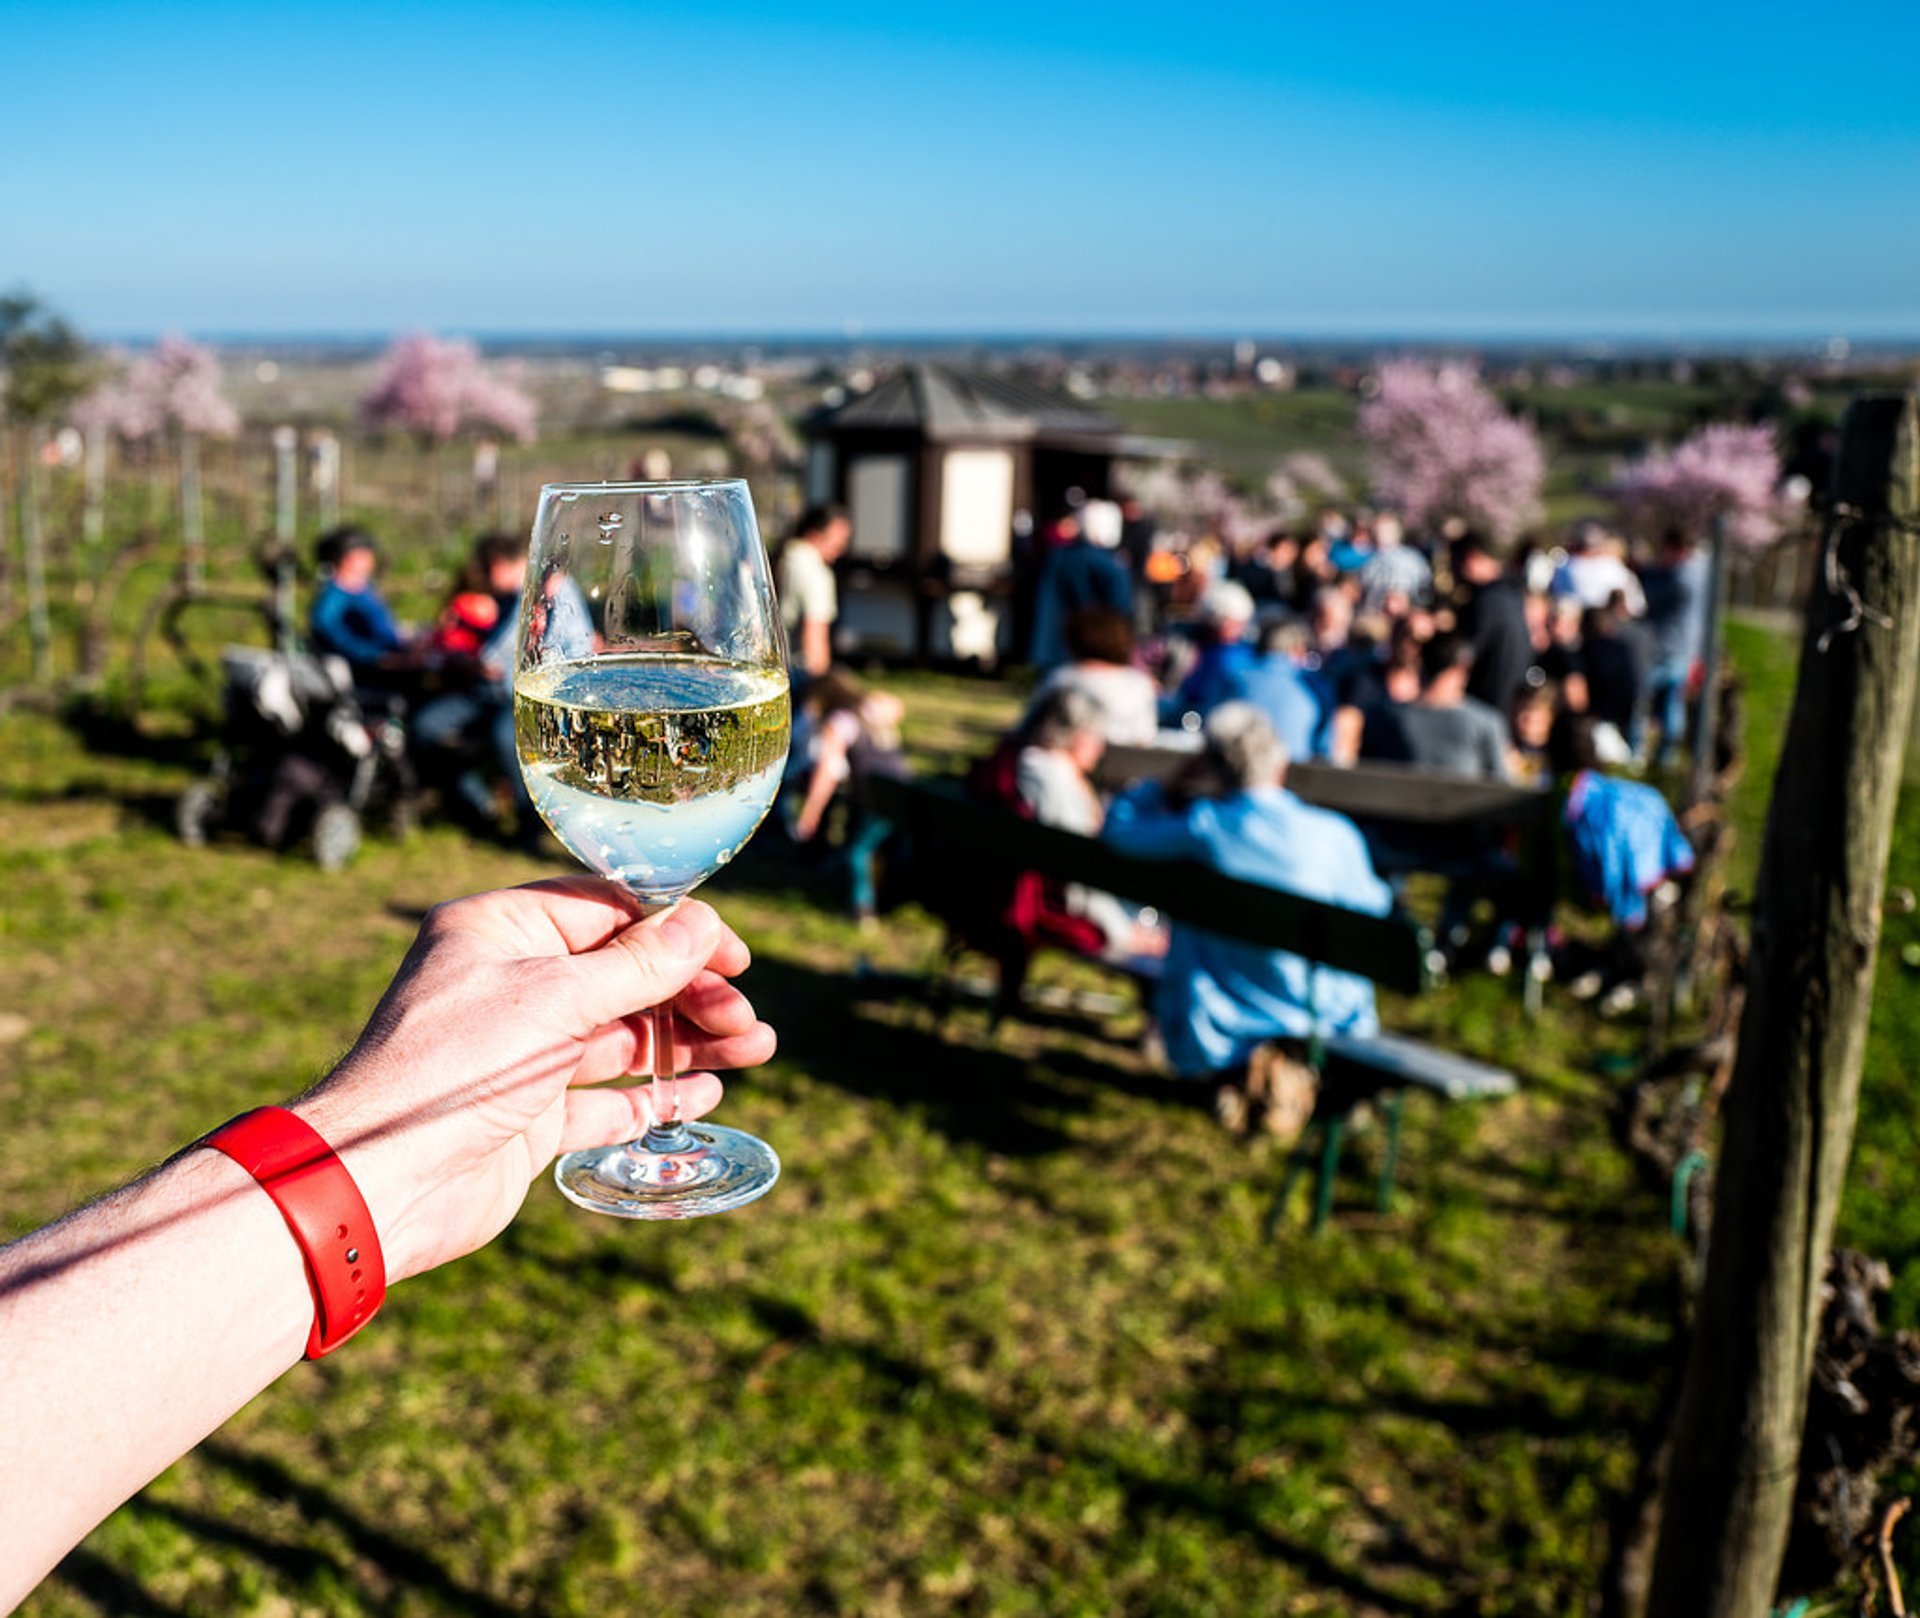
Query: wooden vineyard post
xmin=1645 ymin=394 xmax=1920 ymax=1616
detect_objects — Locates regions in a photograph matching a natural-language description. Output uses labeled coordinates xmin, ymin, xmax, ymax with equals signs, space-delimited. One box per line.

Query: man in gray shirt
xmin=1360 ymin=633 xmax=1514 ymax=780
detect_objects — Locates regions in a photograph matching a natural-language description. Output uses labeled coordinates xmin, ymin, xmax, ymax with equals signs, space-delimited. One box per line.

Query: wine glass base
xmin=553 ymin=1124 xmax=780 ymax=1220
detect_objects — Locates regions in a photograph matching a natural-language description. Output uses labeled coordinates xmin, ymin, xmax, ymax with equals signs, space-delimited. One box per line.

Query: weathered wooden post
xmin=81 ymin=422 xmax=106 ymax=547
xmin=21 ymin=427 xmax=52 ymax=682
xmin=310 ymin=430 xmax=340 ymax=532
xmin=178 ymin=430 xmax=205 ymax=592
xmin=1645 ymin=394 xmax=1920 ymax=1616
xmin=272 ymin=425 xmax=298 ymax=548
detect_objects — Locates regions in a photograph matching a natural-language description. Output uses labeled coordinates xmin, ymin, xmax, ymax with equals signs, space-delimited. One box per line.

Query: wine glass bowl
xmin=514 ymin=479 xmax=788 ymax=1219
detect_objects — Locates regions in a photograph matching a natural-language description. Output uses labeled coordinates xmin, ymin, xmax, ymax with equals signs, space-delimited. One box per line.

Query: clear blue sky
xmin=5 ymin=0 xmax=1918 ymax=342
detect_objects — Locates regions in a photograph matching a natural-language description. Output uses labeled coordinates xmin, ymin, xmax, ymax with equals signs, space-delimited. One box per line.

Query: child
xmin=784 ymin=668 xmax=908 ymax=924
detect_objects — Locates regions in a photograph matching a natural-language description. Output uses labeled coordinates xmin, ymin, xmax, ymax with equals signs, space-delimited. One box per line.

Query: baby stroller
xmin=175 ymin=645 xmax=417 ymax=870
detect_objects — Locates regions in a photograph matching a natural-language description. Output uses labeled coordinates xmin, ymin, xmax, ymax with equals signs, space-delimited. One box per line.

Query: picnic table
xmin=1096 ymin=743 xmax=1560 ymax=1007
xmin=868 ymin=771 xmax=1518 ymax=1230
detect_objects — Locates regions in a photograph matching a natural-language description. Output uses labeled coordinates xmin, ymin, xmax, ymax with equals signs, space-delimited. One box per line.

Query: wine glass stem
xmin=641 ymin=1000 xmax=693 ymax=1153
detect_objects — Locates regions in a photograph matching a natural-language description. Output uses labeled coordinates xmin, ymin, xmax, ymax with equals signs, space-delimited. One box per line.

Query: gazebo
xmin=801 ymin=363 xmax=1181 ymax=664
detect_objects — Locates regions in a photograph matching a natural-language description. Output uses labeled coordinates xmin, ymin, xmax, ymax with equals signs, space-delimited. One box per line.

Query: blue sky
xmin=5 ymin=0 xmax=1918 ymax=341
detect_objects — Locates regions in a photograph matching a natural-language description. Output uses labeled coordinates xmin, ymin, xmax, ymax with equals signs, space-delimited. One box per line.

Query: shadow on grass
xmin=492 ymin=1240 xmax=1456 ymax=1614
xmin=740 ymin=948 xmax=1142 ymax=1160
xmin=191 ymin=1442 xmax=523 ymax=1618
xmin=48 ymin=1548 xmax=187 ymax=1617
xmin=47 ymin=1443 xmax=523 ymax=1618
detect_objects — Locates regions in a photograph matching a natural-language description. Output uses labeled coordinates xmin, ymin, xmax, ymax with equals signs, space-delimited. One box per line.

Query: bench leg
xmin=1523 ymin=926 xmax=1549 ymax=1019
xmin=1376 ymin=1091 xmax=1405 ymax=1214
xmin=1266 ymin=1128 xmax=1313 ymax=1240
xmin=1310 ymin=1115 xmax=1347 ymax=1233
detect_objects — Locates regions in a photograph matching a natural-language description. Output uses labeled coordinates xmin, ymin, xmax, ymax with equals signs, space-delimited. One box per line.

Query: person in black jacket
xmin=1451 ymin=531 xmax=1534 ymax=717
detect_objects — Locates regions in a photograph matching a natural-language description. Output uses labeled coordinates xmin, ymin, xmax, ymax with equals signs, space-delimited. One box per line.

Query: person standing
xmin=777 ymin=504 xmax=851 ymax=683
xmin=1639 ymin=529 xmax=1712 ymax=765
xmin=1026 ymin=499 xmax=1134 ymax=669
xmin=1451 ymin=531 xmax=1535 ymax=719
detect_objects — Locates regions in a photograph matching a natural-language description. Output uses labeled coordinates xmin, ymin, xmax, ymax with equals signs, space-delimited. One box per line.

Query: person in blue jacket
xmin=1103 ymin=702 xmax=1394 ymax=1081
xmin=308 ymin=526 xmax=411 ymax=684
xmin=1550 ymin=712 xmax=1695 ymax=1011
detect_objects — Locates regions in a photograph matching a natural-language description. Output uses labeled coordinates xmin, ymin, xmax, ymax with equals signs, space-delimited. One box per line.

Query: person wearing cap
xmin=1026 ymin=497 xmax=1134 ymax=670
xmin=1104 ymin=702 xmax=1393 ymax=1081
xmin=1163 ymin=577 xmax=1257 ymax=725
xmin=308 ymin=525 xmax=413 ymax=686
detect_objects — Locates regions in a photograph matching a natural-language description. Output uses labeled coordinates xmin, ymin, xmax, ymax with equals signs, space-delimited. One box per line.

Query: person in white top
xmin=776 ymin=504 xmax=851 ymax=679
xmin=1015 ymin=687 xmax=1168 ymax=963
xmin=1021 ymin=604 xmax=1160 ymax=745
xmin=1562 ymin=522 xmax=1645 ymax=616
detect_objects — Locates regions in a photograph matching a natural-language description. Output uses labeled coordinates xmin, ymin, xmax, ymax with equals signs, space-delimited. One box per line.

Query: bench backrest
xmin=871 ymin=774 xmax=1427 ymax=995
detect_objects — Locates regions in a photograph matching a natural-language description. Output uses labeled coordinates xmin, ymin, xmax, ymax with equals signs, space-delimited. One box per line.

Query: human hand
xmin=287 ymin=879 xmax=776 ymax=1281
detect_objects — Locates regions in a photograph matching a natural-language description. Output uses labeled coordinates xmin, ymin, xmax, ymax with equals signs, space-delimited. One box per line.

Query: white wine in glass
xmin=513 ymin=479 xmax=789 ymax=1219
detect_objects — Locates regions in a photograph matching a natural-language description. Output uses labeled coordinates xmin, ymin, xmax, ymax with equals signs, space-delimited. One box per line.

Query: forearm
xmin=802 ymin=620 xmax=831 ymax=677
xmin=795 ymin=765 xmax=839 ymax=838
xmin=0 ymin=1145 xmax=313 ymax=1604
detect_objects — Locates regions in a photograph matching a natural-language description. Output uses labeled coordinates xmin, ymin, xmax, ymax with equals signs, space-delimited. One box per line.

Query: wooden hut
xmin=801 ymin=363 xmax=1180 ymax=663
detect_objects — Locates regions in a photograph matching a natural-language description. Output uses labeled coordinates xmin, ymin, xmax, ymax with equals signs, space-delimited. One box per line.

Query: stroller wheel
xmin=176 ymin=780 xmax=222 ymax=848
xmin=312 ymin=804 xmax=362 ymax=872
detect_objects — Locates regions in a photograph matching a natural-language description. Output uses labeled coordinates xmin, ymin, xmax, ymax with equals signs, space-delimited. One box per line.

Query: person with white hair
xmin=1104 ymin=703 xmax=1393 ymax=1082
xmin=1163 ymin=577 xmax=1258 ymax=724
xmin=1014 ymin=686 xmax=1167 ymax=962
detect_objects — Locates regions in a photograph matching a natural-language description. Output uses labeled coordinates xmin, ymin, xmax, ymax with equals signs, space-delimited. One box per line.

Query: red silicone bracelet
xmin=204 ymin=1106 xmax=386 ymax=1359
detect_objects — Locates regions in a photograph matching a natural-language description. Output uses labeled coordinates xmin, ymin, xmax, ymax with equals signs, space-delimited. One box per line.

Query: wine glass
xmin=513 ymin=479 xmax=790 ymax=1219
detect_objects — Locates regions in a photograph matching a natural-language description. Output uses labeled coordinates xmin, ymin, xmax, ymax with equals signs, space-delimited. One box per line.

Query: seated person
xmin=1550 ymin=713 xmax=1695 ymax=1011
xmin=783 ymin=668 xmax=908 ymax=925
xmin=410 ymin=532 xmax=553 ymax=844
xmin=420 ymin=551 xmax=502 ymax=667
xmin=307 ymin=526 xmax=413 ymax=692
xmin=1509 ymin=680 xmax=1560 ymax=784
xmin=1013 ymin=688 xmax=1166 ymax=965
xmin=1104 ymin=702 xmax=1393 ymax=1081
xmin=1161 ymin=579 xmax=1257 ymax=726
xmin=1359 ymin=632 xmax=1515 ymax=780
xmin=1022 ymin=605 xmax=1160 ymax=745
xmin=1219 ymin=614 xmax=1328 ymax=763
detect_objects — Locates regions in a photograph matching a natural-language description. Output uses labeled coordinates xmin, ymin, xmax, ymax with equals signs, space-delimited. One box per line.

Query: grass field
xmin=12 ymin=598 xmax=1919 ymax=1615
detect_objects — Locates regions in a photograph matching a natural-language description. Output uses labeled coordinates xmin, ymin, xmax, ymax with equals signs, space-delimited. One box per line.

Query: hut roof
xmin=814 ymin=363 xmax=1126 ymax=443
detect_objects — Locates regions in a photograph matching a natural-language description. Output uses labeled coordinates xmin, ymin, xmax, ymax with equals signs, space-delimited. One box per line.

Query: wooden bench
xmin=869 ymin=772 xmax=1518 ymax=1230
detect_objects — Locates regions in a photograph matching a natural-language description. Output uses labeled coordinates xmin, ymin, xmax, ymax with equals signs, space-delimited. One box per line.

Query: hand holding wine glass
xmin=513 ymin=479 xmax=791 ymax=1219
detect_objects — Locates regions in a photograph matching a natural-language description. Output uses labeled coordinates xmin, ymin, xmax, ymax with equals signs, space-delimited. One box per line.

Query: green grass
xmin=0 ymin=651 xmax=1679 ymax=1615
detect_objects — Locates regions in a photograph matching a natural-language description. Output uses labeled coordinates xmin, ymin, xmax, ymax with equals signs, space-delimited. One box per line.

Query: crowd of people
xmin=300 ymin=523 xmax=545 ymax=849
xmin=835 ymin=502 xmax=1712 ymax=1122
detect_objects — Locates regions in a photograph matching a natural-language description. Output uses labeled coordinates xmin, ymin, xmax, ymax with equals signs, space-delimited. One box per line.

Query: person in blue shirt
xmin=1103 ymin=702 xmax=1394 ymax=1080
xmin=1550 ymin=712 xmax=1695 ymax=1012
xmin=1219 ymin=617 xmax=1328 ymax=761
xmin=308 ymin=527 xmax=411 ymax=684
xmin=1162 ymin=579 xmax=1258 ymax=725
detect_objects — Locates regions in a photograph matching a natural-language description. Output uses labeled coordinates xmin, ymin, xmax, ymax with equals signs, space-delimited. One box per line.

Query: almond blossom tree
xmin=1357 ymin=360 xmax=1545 ymax=543
xmin=1610 ymin=422 xmax=1787 ymax=550
xmin=360 ymin=334 xmax=538 ymax=444
xmin=71 ymin=335 xmax=240 ymax=585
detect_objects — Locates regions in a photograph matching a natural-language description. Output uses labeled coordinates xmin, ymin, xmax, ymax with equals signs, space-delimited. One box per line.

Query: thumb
xmin=551 ymin=902 xmax=721 ymax=1034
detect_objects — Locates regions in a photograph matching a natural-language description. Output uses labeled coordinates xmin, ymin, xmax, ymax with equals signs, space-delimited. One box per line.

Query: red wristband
xmin=204 ymin=1106 xmax=386 ymax=1359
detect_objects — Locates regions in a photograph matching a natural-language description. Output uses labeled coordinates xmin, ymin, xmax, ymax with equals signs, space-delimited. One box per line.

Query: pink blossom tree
xmin=360 ymin=334 xmax=538 ymax=444
xmin=71 ymin=336 xmax=240 ymax=583
xmin=72 ymin=335 xmax=240 ymax=442
xmin=1357 ymin=360 xmax=1545 ymax=542
xmin=1610 ymin=422 xmax=1787 ymax=550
